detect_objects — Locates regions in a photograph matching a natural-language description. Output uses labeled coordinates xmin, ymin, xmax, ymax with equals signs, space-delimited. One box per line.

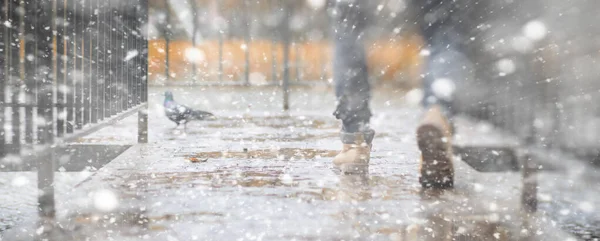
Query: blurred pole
xmin=56 ymin=0 xmax=66 ymax=135
xmin=271 ymin=42 xmax=277 ymax=83
xmin=66 ymin=0 xmax=75 ymax=131
xmin=190 ymin=0 xmax=198 ymax=83
xmin=282 ymin=1 xmax=291 ymax=110
xmin=243 ymin=0 xmax=250 ymax=86
xmin=97 ymin=0 xmax=105 ymax=120
xmin=0 ymin=0 xmax=5 ymax=157
xmin=103 ymin=0 xmax=111 ymax=118
xmin=218 ymin=31 xmax=223 ymax=83
xmin=214 ymin=0 xmax=223 ymax=83
xmin=320 ymin=50 xmax=327 ymax=81
xmin=116 ymin=1 xmax=124 ymax=114
xmin=138 ymin=0 xmax=149 ymax=143
xmin=82 ymin=0 xmax=90 ymax=124
xmin=522 ymin=77 xmax=538 ymax=213
xmin=521 ymin=154 xmax=538 ymax=213
xmin=75 ymin=1 xmax=83 ymax=128
xmin=23 ymin=0 xmax=36 ymax=144
xmin=295 ymin=42 xmax=301 ymax=82
xmin=269 ymin=0 xmax=277 ymax=83
xmin=164 ymin=2 xmax=171 ymax=82
xmin=8 ymin=0 xmax=21 ymax=153
xmin=110 ymin=5 xmax=117 ymax=115
xmin=36 ymin=0 xmax=56 ymax=218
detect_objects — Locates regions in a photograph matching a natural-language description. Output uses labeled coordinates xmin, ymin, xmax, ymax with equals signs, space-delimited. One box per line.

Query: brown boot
xmin=333 ymin=130 xmax=375 ymax=174
xmin=417 ymin=105 xmax=454 ymax=188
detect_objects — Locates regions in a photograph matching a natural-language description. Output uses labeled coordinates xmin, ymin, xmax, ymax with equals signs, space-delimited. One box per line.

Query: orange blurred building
xmin=149 ymin=37 xmax=423 ymax=88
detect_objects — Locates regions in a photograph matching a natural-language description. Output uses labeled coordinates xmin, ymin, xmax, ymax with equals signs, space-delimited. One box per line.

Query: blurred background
xmin=149 ymin=0 xmax=600 ymax=165
xmin=147 ymin=0 xmax=422 ymax=87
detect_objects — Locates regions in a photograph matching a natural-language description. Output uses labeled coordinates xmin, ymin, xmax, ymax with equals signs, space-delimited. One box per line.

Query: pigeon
xmin=163 ymin=91 xmax=215 ymax=128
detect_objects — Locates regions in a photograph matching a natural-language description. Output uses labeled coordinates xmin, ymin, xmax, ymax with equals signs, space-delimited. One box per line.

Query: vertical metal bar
xmin=121 ymin=7 xmax=127 ymax=112
xmin=23 ymin=0 xmax=36 ymax=144
xmin=8 ymin=0 xmax=21 ymax=152
xmin=36 ymin=0 xmax=56 ymax=218
xmin=0 ymin=0 xmax=6 ymax=157
xmin=135 ymin=3 xmax=141 ymax=106
xmin=97 ymin=0 xmax=104 ymax=120
xmin=269 ymin=0 xmax=277 ymax=83
xmin=37 ymin=0 xmax=54 ymax=143
xmin=320 ymin=50 xmax=327 ymax=82
xmin=118 ymin=7 xmax=123 ymax=113
xmin=271 ymin=38 xmax=277 ymax=83
xmin=190 ymin=0 xmax=198 ymax=82
xmin=90 ymin=0 xmax=97 ymax=123
xmin=243 ymin=0 xmax=250 ymax=85
xmin=131 ymin=11 xmax=137 ymax=107
xmin=128 ymin=13 xmax=134 ymax=108
xmin=66 ymin=0 xmax=74 ymax=133
xmin=282 ymin=1 xmax=291 ymax=110
xmin=116 ymin=4 xmax=122 ymax=114
xmin=164 ymin=2 xmax=170 ymax=83
xmin=82 ymin=0 xmax=89 ymax=126
xmin=104 ymin=0 xmax=111 ymax=118
xmin=138 ymin=0 xmax=148 ymax=143
xmin=218 ymin=30 xmax=223 ymax=83
xmin=110 ymin=7 xmax=118 ymax=116
xmin=107 ymin=5 xmax=114 ymax=116
xmin=521 ymin=154 xmax=537 ymax=213
xmin=114 ymin=5 xmax=120 ymax=113
xmin=295 ymin=43 xmax=301 ymax=82
xmin=74 ymin=0 xmax=83 ymax=129
xmin=56 ymin=0 xmax=66 ymax=136
xmin=125 ymin=13 xmax=131 ymax=109
xmin=126 ymin=10 xmax=131 ymax=109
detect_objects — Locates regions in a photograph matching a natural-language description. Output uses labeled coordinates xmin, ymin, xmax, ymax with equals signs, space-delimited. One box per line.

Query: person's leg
xmin=412 ymin=0 xmax=474 ymax=188
xmin=331 ymin=0 xmax=374 ymax=174
xmin=413 ymin=0 xmax=473 ymax=117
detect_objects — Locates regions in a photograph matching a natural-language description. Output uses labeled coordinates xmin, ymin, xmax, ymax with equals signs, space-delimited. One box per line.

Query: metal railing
xmin=0 ymin=0 xmax=148 ymax=217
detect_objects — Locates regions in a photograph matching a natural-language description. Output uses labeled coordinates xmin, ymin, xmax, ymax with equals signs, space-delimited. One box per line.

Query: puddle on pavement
xmin=205 ymin=115 xmax=338 ymax=130
xmin=180 ymin=148 xmax=339 ymax=161
xmin=217 ymin=132 xmax=339 ymax=142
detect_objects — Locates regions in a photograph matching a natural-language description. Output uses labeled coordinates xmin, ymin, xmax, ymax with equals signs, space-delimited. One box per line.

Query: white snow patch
xmin=124 ymin=50 xmax=139 ymax=62
xmin=578 ymin=201 xmax=594 ymax=213
xmin=419 ymin=49 xmax=431 ymax=56
xmin=279 ymin=174 xmax=294 ymax=185
xmin=404 ymin=88 xmax=423 ymax=106
xmin=11 ymin=176 xmax=30 ymax=187
xmin=184 ymin=48 xmax=206 ymax=64
xmin=307 ymin=0 xmax=326 ymax=10
xmin=431 ymin=78 xmax=455 ymax=101
xmin=496 ymin=58 xmax=516 ymax=76
xmin=523 ymin=20 xmax=547 ymax=41
xmin=93 ymin=189 xmax=119 ymax=212
xmin=511 ymin=35 xmax=534 ymax=53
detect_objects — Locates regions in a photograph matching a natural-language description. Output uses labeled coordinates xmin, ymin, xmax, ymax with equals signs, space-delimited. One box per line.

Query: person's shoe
xmin=417 ymin=105 xmax=454 ymax=189
xmin=333 ymin=130 xmax=375 ymax=174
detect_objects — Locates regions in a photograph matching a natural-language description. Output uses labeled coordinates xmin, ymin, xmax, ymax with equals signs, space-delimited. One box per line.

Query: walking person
xmin=330 ymin=0 xmax=468 ymax=189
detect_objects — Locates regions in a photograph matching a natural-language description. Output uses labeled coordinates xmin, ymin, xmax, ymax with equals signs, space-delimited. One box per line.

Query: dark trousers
xmin=333 ymin=0 xmax=471 ymax=133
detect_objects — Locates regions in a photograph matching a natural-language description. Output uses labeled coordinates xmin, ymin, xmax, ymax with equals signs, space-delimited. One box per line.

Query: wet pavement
xmin=2 ymin=86 xmax=595 ymax=240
